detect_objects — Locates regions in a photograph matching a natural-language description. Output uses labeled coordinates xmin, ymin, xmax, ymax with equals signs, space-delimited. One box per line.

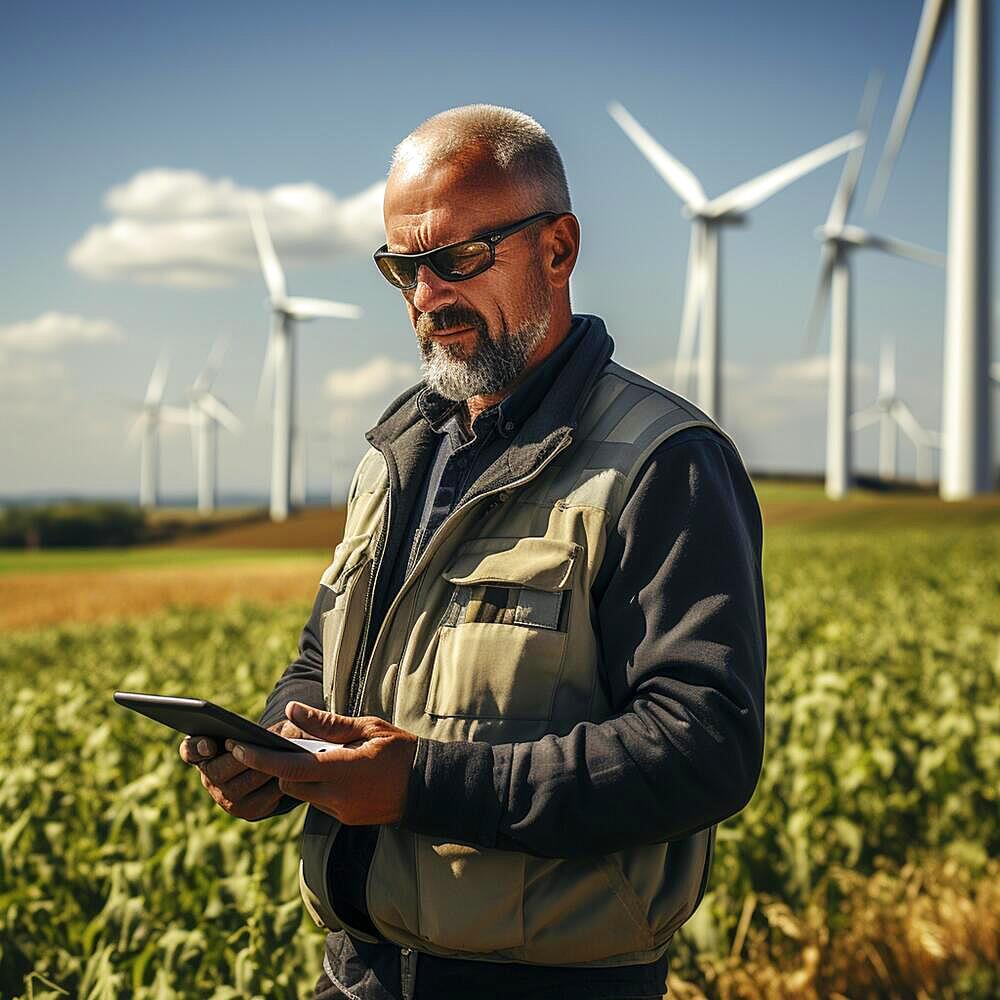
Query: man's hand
xmin=223 ymin=701 xmax=418 ymax=826
xmin=178 ymin=718 xmax=309 ymax=821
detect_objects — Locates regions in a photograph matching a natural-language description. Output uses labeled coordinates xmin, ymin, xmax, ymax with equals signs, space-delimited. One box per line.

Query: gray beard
xmin=419 ymin=310 xmax=550 ymax=402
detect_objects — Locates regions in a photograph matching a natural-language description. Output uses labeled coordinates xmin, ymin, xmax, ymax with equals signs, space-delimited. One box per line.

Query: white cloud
xmin=772 ymin=354 xmax=873 ymax=383
xmin=0 ymin=356 xmax=66 ymax=388
xmin=67 ymin=168 xmax=386 ymax=288
xmin=324 ymin=355 xmax=418 ymax=403
xmin=0 ymin=312 xmax=123 ymax=352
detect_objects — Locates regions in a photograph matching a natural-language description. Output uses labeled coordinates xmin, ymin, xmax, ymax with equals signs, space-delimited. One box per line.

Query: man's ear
xmin=546 ymin=213 xmax=580 ymax=289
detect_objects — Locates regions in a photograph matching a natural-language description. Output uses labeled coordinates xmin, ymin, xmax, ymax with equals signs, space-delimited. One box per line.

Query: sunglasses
xmin=373 ymin=211 xmax=560 ymax=290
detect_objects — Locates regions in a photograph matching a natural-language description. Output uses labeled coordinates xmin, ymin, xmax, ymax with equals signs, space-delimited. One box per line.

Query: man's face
xmin=382 ymin=152 xmax=554 ymax=401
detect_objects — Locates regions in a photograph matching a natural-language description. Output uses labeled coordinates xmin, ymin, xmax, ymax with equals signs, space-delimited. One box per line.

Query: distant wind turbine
xmin=247 ymin=198 xmax=362 ymax=522
xmin=188 ymin=341 xmax=242 ymax=515
xmin=127 ymin=354 xmax=190 ymax=509
xmin=867 ymin=0 xmax=992 ymax=499
xmin=608 ymin=100 xmax=863 ymax=423
xmin=852 ymin=339 xmax=942 ymax=485
xmin=805 ymin=75 xmax=945 ymax=500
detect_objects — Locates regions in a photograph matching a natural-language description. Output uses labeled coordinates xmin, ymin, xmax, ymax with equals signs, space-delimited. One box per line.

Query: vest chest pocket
xmin=425 ymin=536 xmax=580 ymax=722
xmin=320 ymin=532 xmax=373 ymax=713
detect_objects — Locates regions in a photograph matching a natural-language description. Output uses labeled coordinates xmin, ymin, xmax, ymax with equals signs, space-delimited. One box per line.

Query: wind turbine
xmin=608 ymin=100 xmax=863 ymax=423
xmin=805 ymin=76 xmax=945 ymax=500
xmin=188 ymin=342 xmax=242 ymax=515
xmin=852 ymin=339 xmax=942 ymax=485
xmin=868 ymin=0 xmax=992 ymax=499
xmin=127 ymin=355 xmax=190 ymax=509
xmin=247 ymin=198 xmax=362 ymax=522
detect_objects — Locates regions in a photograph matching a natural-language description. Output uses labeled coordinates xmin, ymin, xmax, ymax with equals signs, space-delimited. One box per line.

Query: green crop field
xmin=1 ymin=504 xmax=998 ymax=999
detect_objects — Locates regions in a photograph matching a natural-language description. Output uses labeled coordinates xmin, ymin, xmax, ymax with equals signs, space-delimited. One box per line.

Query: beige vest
xmin=297 ymin=359 xmax=743 ymax=966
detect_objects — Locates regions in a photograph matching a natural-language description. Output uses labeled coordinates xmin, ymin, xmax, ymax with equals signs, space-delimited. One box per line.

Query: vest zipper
xmin=346 ymin=484 xmax=391 ymax=717
xmin=399 ymin=945 xmax=417 ymax=1000
xmin=347 ymin=433 xmax=572 ymax=719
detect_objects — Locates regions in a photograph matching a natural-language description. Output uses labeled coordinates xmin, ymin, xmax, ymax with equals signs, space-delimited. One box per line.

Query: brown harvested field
xmin=0 ymin=555 xmax=329 ymax=631
xmin=158 ymin=507 xmax=347 ymax=549
xmin=761 ymin=492 xmax=1000 ymax=529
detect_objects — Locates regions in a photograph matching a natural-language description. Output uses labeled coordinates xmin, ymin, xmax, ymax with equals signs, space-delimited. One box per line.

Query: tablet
xmin=113 ymin=691 xmax=338 ymax=754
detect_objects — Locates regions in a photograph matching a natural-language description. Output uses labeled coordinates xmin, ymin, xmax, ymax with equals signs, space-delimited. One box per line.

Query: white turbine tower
xmin=608 ymin=100 xmax=863 ymax=423
xmin=247 ymin=198 xmax=363 ymax=522
xmin=806 ymin=76 xmax=945 ymax=500
xmin=127 ymin=355 xmax=190 ymax=509
xmin=868 ymin=0 xmax=992 ymax=499
xmin=188 ymin=342 xmax=242 ymax=515
xmin=852 ymin=339 xmax=942 ymax=485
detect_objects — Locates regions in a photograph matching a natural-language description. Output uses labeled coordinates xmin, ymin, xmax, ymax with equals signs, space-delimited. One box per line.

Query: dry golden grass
xmin=0 ymin=556 xmax=329 ymax=630
xmin=669 ymin=859 xmax=1000 ymax=999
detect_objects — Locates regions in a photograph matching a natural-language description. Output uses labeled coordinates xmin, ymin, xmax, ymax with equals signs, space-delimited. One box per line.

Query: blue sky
xmin=1 ymin=0 xmax=996 ymax=500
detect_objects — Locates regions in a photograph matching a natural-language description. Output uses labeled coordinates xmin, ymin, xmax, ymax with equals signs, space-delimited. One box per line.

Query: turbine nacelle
xmin=681 ymin=205 xmax=746 ymax=225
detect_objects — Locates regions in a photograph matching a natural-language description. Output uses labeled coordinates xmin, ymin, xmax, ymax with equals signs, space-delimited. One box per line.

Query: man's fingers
xmin=225 ymin=738 xmax=354 ymax=780
xmin=179 ymin=735 xmax=218 ymax=764
xmin=200 ymin=769 xmax=284 ymax=821
xmin=217 ymin=764 xmax=273 ymax=802
xmin=199 ymin=751 xmax=247 ymax=786
xmin=285 ymin=701 xmax=369 ymax=742
xmin=276 ymin=776 xmax=323 ymax=801
xmin=232 ymin=778 xmax=285 ymax=820
xmin=268 ymin=719 xmax=307 ymax=741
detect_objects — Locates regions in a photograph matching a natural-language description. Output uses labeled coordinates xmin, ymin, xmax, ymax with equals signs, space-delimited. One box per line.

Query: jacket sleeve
xmin=398 ymin=427 xmax=767 ymax=858
xmin=252 ymin=585 xmax=335 ymax=819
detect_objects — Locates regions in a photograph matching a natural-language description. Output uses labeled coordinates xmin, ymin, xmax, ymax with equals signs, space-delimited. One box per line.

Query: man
xmin=180 ymin=104 xmax=766 ymax=1000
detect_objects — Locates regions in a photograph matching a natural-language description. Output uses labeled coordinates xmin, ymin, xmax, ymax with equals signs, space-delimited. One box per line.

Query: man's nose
xmin=411 ymin=264 xmax=458 ymax=313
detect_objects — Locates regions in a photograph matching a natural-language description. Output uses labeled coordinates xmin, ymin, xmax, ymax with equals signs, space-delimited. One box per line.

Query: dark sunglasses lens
xmin=376 ymin=255 xmax=417 ymax=288
xmin=431 ymin=241 xmax=492 ymax=280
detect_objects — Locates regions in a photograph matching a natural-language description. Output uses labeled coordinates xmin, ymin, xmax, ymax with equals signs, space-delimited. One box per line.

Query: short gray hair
xmin=390 ymin=104 xmax=572 ymax=214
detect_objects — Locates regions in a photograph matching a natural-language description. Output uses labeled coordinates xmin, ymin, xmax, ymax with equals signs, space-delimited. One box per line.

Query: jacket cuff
xmin=398 ymin=737 xmax=511 ymax=849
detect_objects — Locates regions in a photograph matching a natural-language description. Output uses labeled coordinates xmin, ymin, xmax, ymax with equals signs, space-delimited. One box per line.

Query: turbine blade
xmin=803 ymin=243 xmax=836 ymax=355
xmin=285 ymin=296 xmax=363 ymax=321
xmin=891 ymin=398 xmax=928 ymax=445
xmin=607 ymin=101 xmax=707 ymax=209
xmin=145 ymin=352 xmax=169 ymax=406
xmin=878 ymin=339 xmax=896 ymax=400
xmin=127 ymin=412 xmax=147 ymax=446
xmin=256 ymin=324 xmax=280 ymax=419
xmin=826 ymin=72 xmax=882 ymax=230
xmin=247 ymin=197 xmax=287 ymax=304
xmin=705 ymin=131 xmax=864 ymax=218
xmin=193 ymin=336 xmax=229 ymax=394
xmin=201 ymin=393 xmax=242 ymax=433
xmin=675 ymin=224 xmax=705 ymax=393
xmin=845 ymin=227 xmax=945 ymax=266
xmin=866 ymin=0 xmax=949 ymax=213
xmin=850 ymin=406 xmax=882 ymax=432
xmin=991 ymin=362 xmax=1000 ymax=386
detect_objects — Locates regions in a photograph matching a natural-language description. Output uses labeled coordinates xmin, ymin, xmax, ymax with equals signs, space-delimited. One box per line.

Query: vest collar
xmin=366 ymin=313 xmax=614 ymax=467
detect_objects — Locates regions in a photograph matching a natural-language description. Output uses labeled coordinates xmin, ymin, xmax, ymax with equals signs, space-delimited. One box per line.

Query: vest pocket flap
xmin=442 ymin=536 xmax=580 ymax=592
xmin=320 ymin=532 xmax=373 ymax=593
